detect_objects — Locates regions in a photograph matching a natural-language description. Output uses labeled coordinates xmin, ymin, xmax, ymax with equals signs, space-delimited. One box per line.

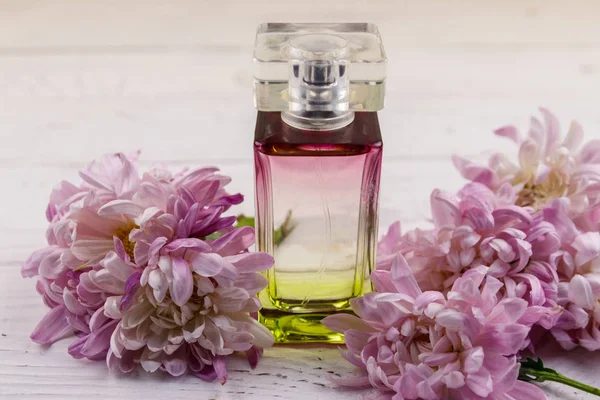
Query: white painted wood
xmin=2 ymin=1 xmax=600 ymax=398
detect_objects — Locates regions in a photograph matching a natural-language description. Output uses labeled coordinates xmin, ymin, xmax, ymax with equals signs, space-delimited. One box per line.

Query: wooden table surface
xmin=2 ymin=1 xmax=600 ymax=399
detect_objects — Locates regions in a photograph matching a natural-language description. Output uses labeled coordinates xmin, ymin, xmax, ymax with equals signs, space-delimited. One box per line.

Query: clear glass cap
xmin=253 ymin=23 xmax=387 ymax=112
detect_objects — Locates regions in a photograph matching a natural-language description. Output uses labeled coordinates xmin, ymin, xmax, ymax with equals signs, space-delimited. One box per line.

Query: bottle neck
xmin=281 ymin=110 xmax=355 ymax=131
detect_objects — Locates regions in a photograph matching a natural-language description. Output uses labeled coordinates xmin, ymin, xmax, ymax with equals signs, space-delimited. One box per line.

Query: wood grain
xmin=2 ymin=1 xmax=600 ymax=399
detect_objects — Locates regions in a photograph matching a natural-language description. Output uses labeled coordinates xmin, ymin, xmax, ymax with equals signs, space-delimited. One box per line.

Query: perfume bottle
xmin=253 ymin=23 xmax=386 ymax=343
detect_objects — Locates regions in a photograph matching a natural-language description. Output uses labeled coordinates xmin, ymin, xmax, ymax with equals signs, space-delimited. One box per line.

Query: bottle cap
xmin=253 ymin=23 xmax=387 ymax=114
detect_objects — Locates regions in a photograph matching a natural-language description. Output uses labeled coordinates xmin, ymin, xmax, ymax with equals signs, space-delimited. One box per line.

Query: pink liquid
xmin=254 ymin=112 xmax=382 ymax=313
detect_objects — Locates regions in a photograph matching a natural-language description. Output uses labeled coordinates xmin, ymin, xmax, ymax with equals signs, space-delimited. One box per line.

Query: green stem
xmin=521 ymin=367 xmax=600 ymax=397
xmin=273 ymin=210 xmax=295 ymax=246
xmin=233 ymin=211 xmax=295 ymax=247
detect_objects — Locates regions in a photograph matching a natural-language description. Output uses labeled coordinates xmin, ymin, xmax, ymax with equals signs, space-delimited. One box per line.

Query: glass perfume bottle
xmin=253 ymin=23 xmax=386 ymax=343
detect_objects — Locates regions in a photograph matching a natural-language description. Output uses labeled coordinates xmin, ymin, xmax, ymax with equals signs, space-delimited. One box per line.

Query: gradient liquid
xmin=254 ymin=112 xmax=382 ymax=343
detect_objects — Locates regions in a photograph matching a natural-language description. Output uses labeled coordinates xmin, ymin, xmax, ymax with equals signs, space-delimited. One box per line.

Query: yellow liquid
xmin=257 ymin=219 xmax=368 ymax=343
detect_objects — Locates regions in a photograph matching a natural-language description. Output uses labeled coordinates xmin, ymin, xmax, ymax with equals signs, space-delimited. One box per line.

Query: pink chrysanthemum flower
xmin=378 ymin=183 xmax=561 ymax=331
xmin=20 ymin=154 xmax=138 ymax=346
xmin=105 ymin=227 xmax=274 ymax=383
xmin=538 ymin=199 xmax=600 ymax=350
xmin=22 ymin=153 xmax=274 ymax=381
xmin=383 ymin=109 xmax=600 ymax=352
xmin=323 ymin=255 xmax=546 ymax=400
xmin=452 ymin=108 xmax=600 ymax=230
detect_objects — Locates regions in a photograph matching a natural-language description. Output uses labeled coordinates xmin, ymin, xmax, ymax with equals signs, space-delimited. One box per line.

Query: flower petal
xmin=580 ymin=140 xmax=600 ymax=164
xmin=38 ymin=248 xmax=66 ymax=280
xmin=245 ymin=346 xmax=263 ymax=369
xmin=465 ymin=367 xmax=493 ymax=398
xmin=378 ymin=221 xmax=402 ymax=257
xmin=540 ymin=107 xmax=560 ymax=156
xmin=494 ymin=125 xmax=521 ymax=144
xmin=71 ymin=239 xmax=114 ymax=263
xmin=213 ymin=193 xmax=244 ymax=208
xmin=518 ymin=138 xmax=540 ymax=172
xmin=436 ymin=310 xmax=466 ymax=331
xmin=371 ymin=270 xmax=396 ymax=293
xmin=551 ymin=328 xmax=579 ymax=351
xmin=322 ymin=313 xmax=375 ymax=333
xmin=30 ymin=305 xmax=74 ymax=345
xmin=148 ymin=237 xmax=168 ymax=263
xmin=87 ymin=269 xmax=126 ymax=294
xmin=120 ymin=272 xmax=142 ymax=311
xmin=213 ymin=356 xmax=227 ymax=384
xmin=477 ymin=324 xmax=529 ymax=355
xmin=506 ymin=380 xmax=548 ymax=400
xmin=422 ymin=352 xmax=457 ymax=367
xmin=99 ymin=200 xmax=144 ymax=217
xmin=542 ymin=200 xmax=578 ymax=243
xmin=569 ymin=274 xmax=595 ymax=310
xmin=571 ymin=232 xmax=600 ymax=268
xmin=22 ymin=247 xmax=55 ymax=278
xmin=210 ymin=226 xmax=255 ymax=256
xmin=430 ymin=189 xmax=461 ymax=228
xmin=104 ymin=296 xmax=123 ymax=319
xmin=390 ymin=254 xmax=421 ymax=298
xmin=171 ymin=257 xmax=194 ymax=307
xmin=246 ymin=317 xmax=275 ymax=348
xmin=63 ymin=289 xmax=87 ymax=316
xmin=486 ymin=298 xmax=528 ymax=324
xmin=188 ymin=252 xmax=226 ymax=277
xmin=462 ymin=347 xmax=484 ymax=374
xmin=443 ymin=371 xmax=465 ymax=389
xmin=452 ymin=155 xmax=496 ymax=187
xmin=191 ymin=180 xmax=221 ymax=210
xmin=224 ymin=253 xmax=274 ymax=273
xmin=488 ymin=238 xmax=516 ymax=262
xmin=102 ymin=251 xmax=135 ymax=282
xmin=121 ymin=301 xmax=154 ymax=329
xmin=463 ymin=207 xmax=494 ymax=231
xmin=81 ymin=320 xmax=118 ymax=359
xmin=493 ymin=206 xmax=532 ymax=225
xmin=163 ymin=346 xmax=188 ymax=377
xmin=194 ymin=364 xmax=217 ymax=382
xmin=518 ymin=273 xmax=545 ymax=306
xmin=344 ymin=330 xmax=372 ymax=354
xmin=140 ymin=349 xmax=162 ymax=373
xmin=563 ymin=120 xmax=584 ymax=151
xmin=164 ymin=238 xmax=211 ymax=253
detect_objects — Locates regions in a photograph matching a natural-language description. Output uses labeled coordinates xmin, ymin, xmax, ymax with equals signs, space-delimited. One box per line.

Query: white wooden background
xmin=1 ymin=1 xmax=600 ymax=399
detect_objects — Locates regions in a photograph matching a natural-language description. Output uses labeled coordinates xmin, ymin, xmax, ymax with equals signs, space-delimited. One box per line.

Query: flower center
xmin=515 ymin=183 xmax=549 ymax=209
xmin=515 ymin=172 xmax=568 ymax=210
xmin=115 ymin=223 xmax=138 ymax=261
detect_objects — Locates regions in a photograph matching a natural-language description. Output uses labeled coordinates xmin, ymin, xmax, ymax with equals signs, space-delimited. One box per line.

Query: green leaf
xmin=236 ymin=214 xmax=255 ymax=228
xmin=519 ymin=357 xmax=559 ymax=382
xmin=203 ymin=232 xmax=223 ymax=241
